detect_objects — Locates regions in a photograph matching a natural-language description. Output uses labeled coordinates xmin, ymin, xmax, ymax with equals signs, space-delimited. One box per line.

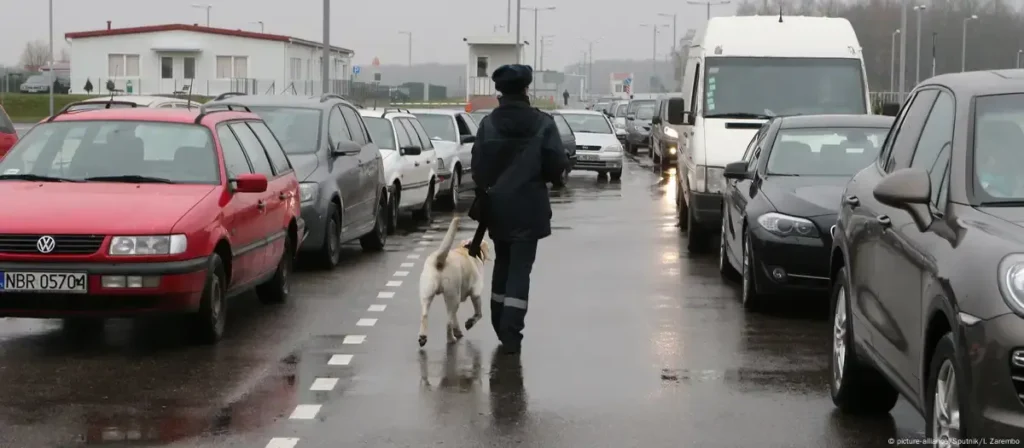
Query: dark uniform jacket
xmin=471 ymin=95 xmax=568 ymax=241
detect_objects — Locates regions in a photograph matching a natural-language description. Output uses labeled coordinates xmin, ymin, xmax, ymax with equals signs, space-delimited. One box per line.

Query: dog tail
xmin=433 ymin=217 xmax=461 ymax=270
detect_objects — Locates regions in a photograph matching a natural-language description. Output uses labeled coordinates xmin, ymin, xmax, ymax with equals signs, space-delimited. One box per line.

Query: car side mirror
xmin=874 ymin=167 xmax=933 ymax=229
xmin=233 ymin=173 xmax=268 ymax=193
xmin=881 ymin=102 xmax=901 ymax=117
xmin=651 ymin=116 xmax=661 ymax=124
xmin=682 ymin=111 xmax=696 ymax=126
xmin=626 ymin=113 xmax=636 ymax=120
xmin=460 ymin=135 xmax=476 ymax=144
xmin=723 ymin=161 xmax=751 ymax=180
xmin=400 ymin=145 xmax=422 ymax=156
xmin=332 ymin=140 xmax=361 ymax=156
xmin=666 ymin=98 xmax=687 ymax=125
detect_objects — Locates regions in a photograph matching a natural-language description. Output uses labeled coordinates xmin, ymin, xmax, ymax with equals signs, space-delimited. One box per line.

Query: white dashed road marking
xmin=414 ymin=247 xmax=425 ymax=252
xmin=378 ymin=291 xmax=395 ymax=299
xmin=407 ymin=254 xmax=420 ymax=259
xmin=368 ymin=304 xmax=387 ymax=312
xmin=328 ymin=354 xmax=354 ymax=365
xmin=343 ymin=335 xmax=365 ymax=344
xmin=387 ymin=280 xmax=402 ymax=287
xmin=422 ymin=234 xmax=434 ymax=239
xmin=356 ymin=318 xmax=377 ymax=327
xmin=310 ymin=377 xmax=340 ymax=391
xmin=290 ymin=404 xmax=322 ymax=420
xmin=394 ymin=271 xmax=409 ymax=277
xmin=401 ymin=262 xmax=414 ymax=268
xmin=266 ymin=438 xmax=300 ymax=448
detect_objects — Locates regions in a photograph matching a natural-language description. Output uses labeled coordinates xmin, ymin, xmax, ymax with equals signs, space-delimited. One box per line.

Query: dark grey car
xmin=625 ymin=104 xmax=655 ymax=155
xmin=206 ymin=93 xmax=388 ymax=269
xmin=829 ymin=70 xmax=1024 ymax=440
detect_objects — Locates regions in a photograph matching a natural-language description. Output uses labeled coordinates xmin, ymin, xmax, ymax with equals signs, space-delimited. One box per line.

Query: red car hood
xmin=0 ymin=182 xmax=217 ymax=234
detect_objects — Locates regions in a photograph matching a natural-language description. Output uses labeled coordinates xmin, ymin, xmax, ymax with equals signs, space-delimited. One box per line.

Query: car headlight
xmin=436 ymin=157 xmax=446 ymax=171
xmin=665 ymin=127 xmax=679 ymax=139
xmin=109 ymin=235 xmax=187 ymax=256
xmin=999 ymin=254 xmax=1024 ymax=315
xmin=756 ymin=212 xmax=820 ymax=238
xmin=603 ymin=144 xmax=623 ymax=153
xmin=299 ymin=183 xmax=318 ymax=203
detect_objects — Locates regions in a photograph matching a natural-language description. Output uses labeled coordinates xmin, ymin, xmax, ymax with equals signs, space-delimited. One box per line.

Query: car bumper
xmin=0 ymin=257 xmax=209 ymax=317
xmin=435 ymin=169 xmax=454 ymax=196
xmin=573 ymin=152 xmax=623 ymax=172
xmin=299 ymin=202 xmax=327 ymax=252
xmin=689 ymin=191 xmax=722 ymax=228
xmin=748 ymin=226 xmax=831 ymax=294
xmin=963 ymin=313 xmax=1024 ymax=439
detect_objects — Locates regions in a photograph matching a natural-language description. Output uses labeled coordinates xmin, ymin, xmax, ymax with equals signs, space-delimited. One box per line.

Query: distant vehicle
xmin=0 ymin=105 xmax=16 ymax=159
xmin=0 ymin=105 xmax=303 ymax=344
xmin=675 ymin=15 xmax=871 ymax=253
xmin=19 ymin=74 xmax=69 ymax=94
xmin=625 ymin=104 xmax=656 ymax=156
xmin=593 ymin=102 xmax=610 ymax=114
xmin=359 ymin=108 xmax=437 ymax=232
xmin=552 ymin=109 xmax=622 ymax=180
xmin=469 ymin=109 xmax=491 ymax=123
xmin=650 ymin=95 xmax=684 ymax=171
xmin=607 ymin=100 xmax=629 ymax=145
xmin=205 ymin=93 xmax=388 ymax=269
xmin=718 ymin=114 xmax=893 ymax=309
xmin=408 ymin=109 xmax=478 ymax=209
xmin=63 ymin=95 xmax=200 ymax=111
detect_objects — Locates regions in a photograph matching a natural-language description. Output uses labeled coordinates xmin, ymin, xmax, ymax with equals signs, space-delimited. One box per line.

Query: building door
xmin=159 ymin=56 xmax=177 ymax=94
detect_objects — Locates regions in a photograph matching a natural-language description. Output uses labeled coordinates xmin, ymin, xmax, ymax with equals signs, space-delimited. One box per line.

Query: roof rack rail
xmin=380 ymin=107 xmax=411 ymax=115
xmin=213 ymin=92 xmax=247 ymax=101
xmin=47 ymin=100 xmax=139 ymax=122
xmin=320 ymin=93 xmax=356 ymax=103
xmin=194 ymin=103 xmax=253 ymax=124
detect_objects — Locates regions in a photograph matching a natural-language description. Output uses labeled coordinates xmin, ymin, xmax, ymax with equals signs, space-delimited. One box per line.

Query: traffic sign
xmin=353 ymin=65 xmax=361 ymax=75
xmin=623 ymin=77 xmax=632 ymax=86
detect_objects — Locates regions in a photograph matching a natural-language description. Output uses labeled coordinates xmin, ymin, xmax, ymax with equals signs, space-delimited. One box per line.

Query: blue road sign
xmin=623 ymin=77 xmax=632 ymax=86
xmin=353 ymin=65 xmax=361 ymax=75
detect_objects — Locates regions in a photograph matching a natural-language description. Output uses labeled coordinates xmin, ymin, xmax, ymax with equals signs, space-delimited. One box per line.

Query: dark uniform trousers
xmin=489 ymin=239 xmax=538 ymax=347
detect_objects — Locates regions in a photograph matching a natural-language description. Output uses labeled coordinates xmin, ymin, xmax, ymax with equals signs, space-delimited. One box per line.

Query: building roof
xmin=463 ymin=35 xmax=523 ymax=46
xmin=65 ymin=24 xmax=354 ymax=55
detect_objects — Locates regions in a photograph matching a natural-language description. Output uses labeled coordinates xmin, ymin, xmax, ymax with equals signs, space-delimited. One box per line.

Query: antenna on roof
xmin=186 ymin=78 xmax=195 ymax=110
xmin=106 ymin=64 xmax=119 ymax=107
xmin=778 ymin=5 xmax=784 ymax=22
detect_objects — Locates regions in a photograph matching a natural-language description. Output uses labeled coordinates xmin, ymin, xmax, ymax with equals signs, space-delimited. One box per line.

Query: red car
xmin=0 ymin=102 xmax=303 ymax=344
xmin=0 ymin=105 xmax=17 ymax=158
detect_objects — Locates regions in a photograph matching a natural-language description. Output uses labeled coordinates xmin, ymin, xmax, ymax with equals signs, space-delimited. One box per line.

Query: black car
xmin=547 ymin=111 xmax=577 ymax=184
xmin=206 ymin=93 xmax=388 ymax=269
xmin=718 ymin=114 xmax=893 ymax=309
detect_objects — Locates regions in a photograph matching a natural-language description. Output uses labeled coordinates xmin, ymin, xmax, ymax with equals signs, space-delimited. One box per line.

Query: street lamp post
xmin=539 ymin=35 xmax=554 ymax=71
xmin=399 ymin=31 xmax=412 ymax=67
xmin=962 ymin=15 xmax=978 ymax=72
xmin=641 ymin=24 xmax=669 ymax=91
xmin=250 ymin=21 xmax=264 ymax=33
xmin=321 ymin=0 xmax=329 ymax=94
xmin=898 ymin=0 xmax=907 ymax=101
xmin=931 ymin=32 xmax=937 ymax=77
xmin=515 ymin=0 xmax=522 ymax=63
xmin=890 ymin=29 xmax=901 ymax=93
xmin=521 ymin=6 xmax=555 ymax=70
xmin=686 ymin=0 xmax=730 ymax=21
xmin=191 ymin=4 xmax=212 ymax=26
xmin=913 ymin=5 xmax=925 ymax=85
xmin=658 ymin=13 xmax=678 ymax=60
xmin=1017 ymin=50 xmax=1022 ymax=69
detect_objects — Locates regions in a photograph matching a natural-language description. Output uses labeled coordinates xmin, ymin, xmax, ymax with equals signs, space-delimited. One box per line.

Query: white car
xmin=553 ymin=109 xmax=624 ymax=180
xmin=360 ymin=109 xmax=438 ymax=233
xmin=408 ymin=109 xmax=478 ymax=210
xmin=62 ymin=95 xmax=200 ymax=111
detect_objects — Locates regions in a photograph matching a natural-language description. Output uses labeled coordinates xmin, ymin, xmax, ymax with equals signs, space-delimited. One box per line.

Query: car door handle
xmin=844 ymin=195 xmax=860 ymax=206
xmin=257 ymin=200 xmax=266 ymax=210
xmin=278 ymin=192 xmax=289 ymax=200
xmin=414 ymin=162 xmax=420 ymax=167
xmin=876 ymin=215 xmax=891 ymax=226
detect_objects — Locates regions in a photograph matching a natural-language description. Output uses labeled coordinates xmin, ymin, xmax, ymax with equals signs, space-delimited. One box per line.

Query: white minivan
xmin=671 ymin=15 xmax=871 ymax=251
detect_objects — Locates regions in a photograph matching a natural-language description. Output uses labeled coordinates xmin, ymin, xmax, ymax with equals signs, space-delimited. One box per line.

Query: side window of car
xmin=398 ymin=119 xmax=423 ymax=148
xmin=554 ymin=115 xmax=573 ymax=138
xmin=229 ymin=123 xmax=275 ymax=177
xmin=394 ymin=118 xmax=414 ymax=148
xmin=877 ymin=91 xmax=918 ymax=169
xmin=741 ymin=132 xmax=760 ymax=163
xmin=248 ymin=121 xmax=292 ymax=174
xmin=909 ymin=91 xmax=955 ymax=206
xmin=339 ymin=106 xmax=367 ymax=145
xmin=409 ymin=119 xmax=434 ymax=150
xmin=328 ymin=106 xmax=351 ymax=144
xmin=455 ymin=115 xmax=472 ymax=137
xmin=217 ymin=125 xmax=253 ymax=178
xmin=882 ymin=90 xmax=939 ymax=172
xmin=460 ymin=113 xmax=478 ymax=134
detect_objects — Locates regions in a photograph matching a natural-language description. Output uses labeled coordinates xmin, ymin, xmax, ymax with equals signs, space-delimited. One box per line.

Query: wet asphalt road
xmin=0 ymin=151 xmax=929 ymax=447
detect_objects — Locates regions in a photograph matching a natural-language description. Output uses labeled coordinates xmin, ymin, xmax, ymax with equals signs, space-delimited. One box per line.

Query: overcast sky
xmin=1 ymin=0 xmax=733 ymax=68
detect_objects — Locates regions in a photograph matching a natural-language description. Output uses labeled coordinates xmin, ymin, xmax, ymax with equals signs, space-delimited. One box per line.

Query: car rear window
xmin=363 ymin=117 xmax=395 ymax=150
xmin=414 ymin=114 xmax=457 ymax=142
xmin=0 ymin=120 xmax=219 ymax=184
xmin=247 ymin=106 xmax=322 ymax=154
xmin=766 ymin=126 xmax=888 ymax=176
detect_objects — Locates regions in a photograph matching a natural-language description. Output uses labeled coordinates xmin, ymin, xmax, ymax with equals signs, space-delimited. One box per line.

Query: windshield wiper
xmin=0 ymin=173 xmax=82 ymax=182
xmin=979 ymin=201 xmax=1024 ymax=207
xmin=85 ymin=175 xmax=176 ymax=184
xmin=705 ymin=112 xmax=773 ymax=119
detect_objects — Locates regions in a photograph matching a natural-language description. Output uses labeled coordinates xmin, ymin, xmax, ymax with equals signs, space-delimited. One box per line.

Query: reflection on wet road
xmin=0 ymin=154 xmax=925 ymax=447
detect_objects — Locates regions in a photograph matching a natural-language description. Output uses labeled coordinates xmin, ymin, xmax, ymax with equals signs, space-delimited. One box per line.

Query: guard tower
xmin=463 ymin=35 xmax=526 ymax=110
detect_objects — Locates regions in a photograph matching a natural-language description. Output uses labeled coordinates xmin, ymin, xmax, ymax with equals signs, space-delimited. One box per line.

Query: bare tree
xmin=19 ymin=40 xmax=50 ymax=70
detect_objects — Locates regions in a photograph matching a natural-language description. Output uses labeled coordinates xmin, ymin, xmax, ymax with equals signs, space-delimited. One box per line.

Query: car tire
xmin=740 ymin=233 xmax=762 ymax=309
xmin=191 ymin=254 xmax=227 ymax=345
xmin=387 ymin=185 xmax=400 ymax=234
xmin=719 ymin=216 xmax=739 ymax=280
xmin=926 ymin=332 xmax=969 ymax=442
xmin=360 ymin=191 xmax=388 ymax=252
xmin=676 ymin=183 xmax=689 ymax=231
xmin=317 ymin=203 xmax=342 ymax=269
xmin=830 ymin=266 xmax=900 ymax=414
xmin=610 ymin=169 xmax=622 ymax=181
xmin=413 ymin=181 xmax=434 ymax=222
xmin=685 ymin=203 xmax=706 ymax=253
xmin=257 ymin=234 xmax=294 ymax=305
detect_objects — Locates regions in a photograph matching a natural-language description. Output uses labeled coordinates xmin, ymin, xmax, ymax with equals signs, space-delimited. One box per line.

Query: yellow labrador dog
xmin=418 ymin=217 xmax=492 ymax=347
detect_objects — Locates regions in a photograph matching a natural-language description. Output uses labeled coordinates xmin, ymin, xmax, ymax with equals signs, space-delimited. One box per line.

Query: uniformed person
xmin=469 ymin=64 xmax=568 ymax=355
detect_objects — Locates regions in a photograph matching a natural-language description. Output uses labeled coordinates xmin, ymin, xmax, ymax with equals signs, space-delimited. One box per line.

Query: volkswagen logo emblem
xmin=36 ymin=236 xmax=56 ymax=254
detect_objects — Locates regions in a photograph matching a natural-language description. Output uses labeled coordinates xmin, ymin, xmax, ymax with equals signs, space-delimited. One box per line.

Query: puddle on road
xmin=658 ymin=367 xmax=829 ymax=394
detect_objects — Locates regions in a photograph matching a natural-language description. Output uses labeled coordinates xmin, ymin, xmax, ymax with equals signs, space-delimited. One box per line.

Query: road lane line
xmin=394 ymin=271 xmax=409 ymax=276
xmin=368 ymin=304 xmax=387 ymax=312
xmin=407 ymin=254 xmax=420 ymax=259
xmin=310 ymin=377 xmax=339 ymax=391
xmin=378 ymin=291 xmax=395 ymax=299
xmin=401 ymin=262 xmax=414 ymax=267
xmin=422 ymin=234 xmax=434 ymax=239
xmin=342 ymin=335 xmax=365 ymax=344
xmin=356 ymin=318 xmax=377 ymax=327
xmin=266 ymin=438 xmax=300 ymax=448
xmin=328 ymin=354 xmax=354 ymax=365
xmin=414 ymin=247 xmax=425 ymax=252
xmin=386 ymin=280 xmax=402 ymax=287
xmin=418 ymin=240 xmax=432 ymax=245
xmin=289 ymin=404 xmax=322 ymax=420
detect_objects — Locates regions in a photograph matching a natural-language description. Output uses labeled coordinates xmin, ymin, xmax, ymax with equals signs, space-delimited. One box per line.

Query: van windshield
xmin=702 ymin=57 xmax=866 ymax=117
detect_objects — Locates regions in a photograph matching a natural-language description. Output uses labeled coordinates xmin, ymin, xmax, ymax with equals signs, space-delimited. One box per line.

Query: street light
xmin=913 ymin=5 xmax=925 ymax=85
xmin=641 ymin=24 xmax=670 ymax=91
xmin=191 ymin=4 xmax=212 ymax=26
xmin=658 ymin=13 xmax=678 ymax=60
xmin=579 ymin=38 xmax=600 ymax=99
xmin=961 ymin=15 xmax=978 ymax=72
xmin=898 ymin=0 xmax=907 ymax=101
xmin=890 ymin=29 xmax=900 ymax=92
xmin=250 ymin=21 xmax=264 ymax=33
xmin=539 ymin=35 xmax=554 ymax=71
xmin=521 ymin=6 xmax=556 ymax=70
xmin=399 ymin=31 xmax=412 ymax=67
xmin=1017 ymin=49 xmax=1022 ymax=69
xmin=321 ymin=0 xmax=329 ymax=94
xmin=686 ymin=0 xmax=730 ymax=21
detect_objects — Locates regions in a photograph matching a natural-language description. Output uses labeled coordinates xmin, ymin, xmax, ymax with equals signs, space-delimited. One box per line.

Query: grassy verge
xmin=0 ymin=93 xmax=210 ymax=122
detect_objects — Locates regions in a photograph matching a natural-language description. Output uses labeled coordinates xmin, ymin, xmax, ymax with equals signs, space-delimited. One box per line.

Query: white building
xmin=463 ymin=35 xmax=524 ymax=109
xmin=65 ymin=22 xmax=355 ymax=97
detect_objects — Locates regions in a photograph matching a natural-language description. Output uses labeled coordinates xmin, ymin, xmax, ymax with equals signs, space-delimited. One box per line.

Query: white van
xmin=672 ymin=15 xmax=871 ymax=251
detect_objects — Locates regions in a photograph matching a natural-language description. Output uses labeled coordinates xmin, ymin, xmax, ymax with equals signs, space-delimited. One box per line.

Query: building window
xmin=161 ymin=57 xmax=173 ymax=79
xmin=476 ymin=57 xmax=489 ymax=77
xmin=614 ymin=84 xmax=624 ymax=93
xmin=290 ymin=57 xmax=302 ymax=80
xmin=216 ymin=56 xmax=248 ymax=79
xmin=108 ymin=54 xmax=140 ymax=77
xmin=184 ymin=57 xmax=196 ymax=79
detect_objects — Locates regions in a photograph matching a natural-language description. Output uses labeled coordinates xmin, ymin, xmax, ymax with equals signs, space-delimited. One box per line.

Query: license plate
xmin=579 ymin=154 xmax=599 ymax=161
xmin=0 ymin=272 xmax=88 ymax=293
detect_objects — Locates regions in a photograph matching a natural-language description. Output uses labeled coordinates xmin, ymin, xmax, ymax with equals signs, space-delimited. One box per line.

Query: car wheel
xmin=448 ymin=172 xmax=460 ymax=210
xmin=317 ymin=203 xmax=342 ymax=269
xmin=387 ymin=186 xmax=400 ymax=234
xmin=685 ymin=204 xmax=706 ymax=253
xmin=257 ymin=234 xmax=293 ymax=304
xmin=926 ymin=333 xmax=968 ymax=442
xmin=610 ymin=169 xmax=622 ymax=181
xmin=192 ymin=254 xmax=227 ymax=344
xmin=414 ymin=181 xmax=434 ymax=222
xmin=830 ymin=266 xmax=900 ymax=414
xmin=676 ymin=183 xmax=689 ymax=231
xmin=360 ymin=192 xmax=387 ymax=252
xmin=740 ymin=233 xmax=762 ymax=309
xmin=719 ymin=216 xmax=739 ymax=279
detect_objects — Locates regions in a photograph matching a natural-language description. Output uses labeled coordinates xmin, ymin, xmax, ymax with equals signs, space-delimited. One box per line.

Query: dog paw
xmin=418 ymin=335 xmax=427 ymax=347
xmin=465 ymin=316 xmax=479 ymax=330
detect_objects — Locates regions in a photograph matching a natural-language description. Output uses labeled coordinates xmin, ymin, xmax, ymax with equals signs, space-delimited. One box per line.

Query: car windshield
xmin=363 ymin=117 xmax=395 ymax=150
xmin=0 ymin=120 xmax=219 ymax=184
xmin=703 ymin=57 xmax=867 ymax=117
xmin=636 ymin=106 xmax=655 ymax=120
xmin=414 ymin=114 xmax=457 ymax=142
xmin=628 ymin=100 xmax=656 ymax=114
xmin=614 ymin=104 xmax=628 ymax=117
xmin=973 ymin=94 xmax=1024 ymax=200
xmin=766 ymin=127 xmax=887 ymax=176
xmin=560 ymin=114 xmax=612 ymax=134
xmin=247 ymin=106 xmax=321 ymax=154
xmin=25 ymin=75 xmax=47 ymax=84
